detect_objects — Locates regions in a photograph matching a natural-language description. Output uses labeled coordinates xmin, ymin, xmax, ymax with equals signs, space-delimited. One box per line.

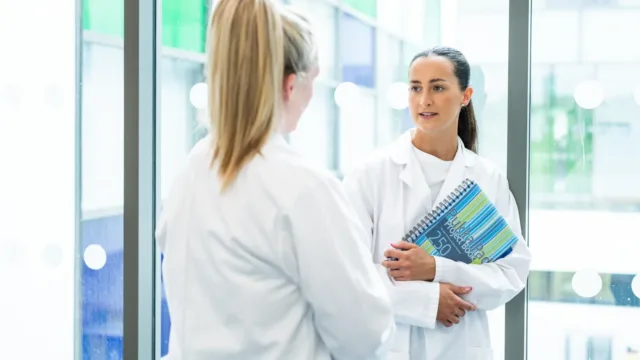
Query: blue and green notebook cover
xmin=403 ymin=179 xmax=517 ymax=264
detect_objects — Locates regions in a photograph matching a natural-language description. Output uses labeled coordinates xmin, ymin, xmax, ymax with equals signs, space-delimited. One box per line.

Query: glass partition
xmin=527 ymin=1 xmax=640 ymax=359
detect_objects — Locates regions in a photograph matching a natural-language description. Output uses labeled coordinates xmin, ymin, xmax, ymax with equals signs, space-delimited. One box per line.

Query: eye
xmin=433 ymin=85 xmax=445 ymax=91
xmin=410 ymin=86 xmax=422 ymax=92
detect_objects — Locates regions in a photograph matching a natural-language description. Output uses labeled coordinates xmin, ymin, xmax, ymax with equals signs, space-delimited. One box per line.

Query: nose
xmin=419 ymin=92 xmax=432 ymax=107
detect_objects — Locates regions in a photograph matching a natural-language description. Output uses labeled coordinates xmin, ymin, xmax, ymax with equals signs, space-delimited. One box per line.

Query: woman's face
xmin=408 ymin=55 xmax=472 ymax=135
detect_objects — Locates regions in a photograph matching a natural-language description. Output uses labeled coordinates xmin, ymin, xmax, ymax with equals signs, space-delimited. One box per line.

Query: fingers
xmin=388 ymin=268 xmax=409 ymax=280
xmin=390 ymin=241 xmax=418 ymax=250
xmin=455 ymin=308 xmax=466 ymax=318
xmin=383 ymin=249 xmax=406 ymax=260
xmin=456 ymin=298 xmax=477 ymax=312
xmin=449 ymin=315 xmax=460 ymax=325
xmin=449 ymin=285 xmax=473 ymax=295
xmin=381 ymin=258 xmax=408 ymax=269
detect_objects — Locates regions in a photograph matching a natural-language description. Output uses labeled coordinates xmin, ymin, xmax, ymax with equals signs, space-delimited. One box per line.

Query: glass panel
xmin=156 ymin=0 xmax=210 ymax=357
xmin=377 ymin=0 xmax=403 ymax=35
xmin=289 ymin=0 xmax=337 ymax=81
xmin=400 ymin=0 xmax=429 ymax=46
xmin=338 ymin=91 xmax=376 ymax=175
xmin=81 ymin=41 xmax=125 ymax=359
xmin=375 ymin=33 xmax=404 ymax=147
xmin=344 ymin=0 xmax=377 ymax=18
xmin=289 ymin=84 xmax=336 ymax=169
xmin=0 ymin=0 xmax=80 ymax=358
xmin=162 ymin=0 xmax=207 ymax=52
xmin=83 ymin=0 xmax=124 ymax=37
xmin=82 ymin=0 xmax=130 ymax=356
xmin=528 ymin=2 xmax=640 ymax=360
xmin=339 ymin=12 xmax=375 ymax=89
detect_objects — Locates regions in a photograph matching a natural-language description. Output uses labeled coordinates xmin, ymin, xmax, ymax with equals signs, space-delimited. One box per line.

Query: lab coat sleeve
xmin=343 ymin=169 xmax=439 ymax=330
xmin=282 ymin=177 xmax=396 ymax=360
xmin=432 ymin=176 xmax=532 ymax=310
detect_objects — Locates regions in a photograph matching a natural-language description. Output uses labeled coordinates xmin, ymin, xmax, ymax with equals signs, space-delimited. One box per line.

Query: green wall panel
xmin=344 ymin=0 xmax=377 ymax=18
xmin=82 ymin=0 xmax=124 ymax=38
xmin=83 ymin=0 xmax=208 ymax=53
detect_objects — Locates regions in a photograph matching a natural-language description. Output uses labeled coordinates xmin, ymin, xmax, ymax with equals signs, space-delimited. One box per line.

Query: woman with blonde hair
xmin=155 ymin=1 xmax=395 ymax=359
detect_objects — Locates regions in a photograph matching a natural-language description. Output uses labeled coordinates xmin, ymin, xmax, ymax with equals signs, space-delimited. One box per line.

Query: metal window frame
xmin=123 ymin=0 xmax=159 ymax=357
xmin=505 ymin=0 xmax=532 ymax=360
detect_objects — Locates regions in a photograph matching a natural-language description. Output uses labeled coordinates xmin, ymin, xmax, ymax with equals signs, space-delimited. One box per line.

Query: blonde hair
xmin=206 ymin=0 xmax=317 ymax=191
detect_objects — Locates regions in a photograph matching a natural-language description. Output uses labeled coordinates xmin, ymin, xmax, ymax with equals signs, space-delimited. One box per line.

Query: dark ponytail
xmin=410 ymin=46 xmax=478 ymax=153
xmin=459 ymin=99 xmax=478 ymax=152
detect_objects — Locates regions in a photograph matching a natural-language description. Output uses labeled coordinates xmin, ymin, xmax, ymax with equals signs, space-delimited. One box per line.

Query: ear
xmin=462 ymin=86 xmax=474 ymax=106
xmin=283 ymin=73 xmax=297 ymax=102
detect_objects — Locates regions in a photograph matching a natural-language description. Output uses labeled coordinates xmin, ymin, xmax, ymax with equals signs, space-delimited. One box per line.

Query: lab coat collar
xmin=392 ymin=129 xmax=475 ymax=218
xmin=389 ymin=129 xmax=475 ymax=168
xmin=271 ymin=131 xmax=288 ymax=145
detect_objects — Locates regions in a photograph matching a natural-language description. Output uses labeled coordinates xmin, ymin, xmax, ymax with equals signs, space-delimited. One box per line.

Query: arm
xmin=433 ymin=176 xmax=532 ymax=310
xmin=283 ymin=177 xmax=395 ymax=360
xmin=342 ymin=168 xmax=439 ymax=330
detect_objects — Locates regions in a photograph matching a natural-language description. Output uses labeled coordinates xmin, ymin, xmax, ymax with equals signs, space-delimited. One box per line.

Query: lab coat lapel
xmin=432 ymin=137 xmax=468 ymax=208
xmin=393 ymin=131 xmax=434 ymax=237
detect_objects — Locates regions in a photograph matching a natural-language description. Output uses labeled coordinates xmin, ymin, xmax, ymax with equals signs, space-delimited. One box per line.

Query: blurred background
xmin=1 ymin=0 xmax=639 ymax=359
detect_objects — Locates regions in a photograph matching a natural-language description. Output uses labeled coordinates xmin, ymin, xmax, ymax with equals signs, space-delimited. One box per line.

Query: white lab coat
xmin=155 ymin=134 xmax=395 ymax=360
xmin=342 ymin=130 xmax=532 ymax=360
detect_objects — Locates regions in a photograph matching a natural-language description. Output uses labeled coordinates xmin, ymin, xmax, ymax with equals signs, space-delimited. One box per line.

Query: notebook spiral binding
xmin=402 ymin=178 xmax=475 ymax=244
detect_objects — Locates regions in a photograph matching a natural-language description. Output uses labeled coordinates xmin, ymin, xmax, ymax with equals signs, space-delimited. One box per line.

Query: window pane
xmin=377 ymin=0 xmax=403 ymax=35
xmin=528 ymin=2 xmax=640 ymax=360
xmin=339 ymin=13 xmax=375 ymax=89
xmin=0 ymin=0 xmax=80 ymax=358
xmin=82 ymin=0 xmax=128 ymax=357
xmin=289 ymin=84 xmax=336 ymax=169
xmin=338 ymin=91 xmax=376 ymax=175
xmin=344 ymin=0 xmax=376 ymax=18
xmin=157 ymin=0 xmax=210 ymax=357
xmin=375 ymin=33 xmax=404 ymax=147
xmin=81 ymin=41 xmax=125 ymax=359
xmin=289 ymin=0 xmax=337 ymax=81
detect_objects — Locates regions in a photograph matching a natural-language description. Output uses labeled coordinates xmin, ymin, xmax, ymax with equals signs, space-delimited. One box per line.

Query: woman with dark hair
xmin=343 ymin=46 xmax=532 ymax=360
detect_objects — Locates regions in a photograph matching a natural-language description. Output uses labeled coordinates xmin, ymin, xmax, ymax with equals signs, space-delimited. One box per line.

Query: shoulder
xmin=342 ymin=138 xmax=403 ymax=185
xmin=257 ymin=138 xmax=346 ymax=209
xmin=463 ymin=148 xmax=512 ymax=199
xmin=466 ymin=149 xmax=506 ymax=180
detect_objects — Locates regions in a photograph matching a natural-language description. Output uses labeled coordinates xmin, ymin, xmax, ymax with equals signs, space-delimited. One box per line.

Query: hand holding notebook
xmin=400 ymin=178 xmax=517 ymax=265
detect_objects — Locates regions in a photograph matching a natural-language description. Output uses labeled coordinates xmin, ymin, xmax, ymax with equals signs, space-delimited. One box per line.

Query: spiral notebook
xmin=402 ymin=179 xmax=518 ymax=264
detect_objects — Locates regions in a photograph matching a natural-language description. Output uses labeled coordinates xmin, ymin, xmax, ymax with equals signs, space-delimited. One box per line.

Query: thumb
xmin=450 ymin=285 xmax=472 ymax=295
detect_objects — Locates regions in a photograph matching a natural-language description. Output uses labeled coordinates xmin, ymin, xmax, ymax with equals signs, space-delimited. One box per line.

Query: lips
xmin=419 ymin=112 xmax=438 ymax=118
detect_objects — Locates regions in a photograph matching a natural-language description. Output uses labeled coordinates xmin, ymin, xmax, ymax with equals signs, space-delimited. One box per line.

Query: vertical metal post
xmin=123 ymin=0 xmax=158 ymax=357
xmin=74 ymin=0 xmax=84 ymax=358
xmin=505 ymin=0 xmax=532 ymax=359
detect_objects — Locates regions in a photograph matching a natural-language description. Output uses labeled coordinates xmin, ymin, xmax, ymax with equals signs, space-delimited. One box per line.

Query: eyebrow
xmin=410 ymin=78 xmax=447 ymax=84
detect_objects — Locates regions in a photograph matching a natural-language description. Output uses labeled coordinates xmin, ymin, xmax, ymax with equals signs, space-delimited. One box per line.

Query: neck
xmin=412 ymin=129 xmax=458 ymax=161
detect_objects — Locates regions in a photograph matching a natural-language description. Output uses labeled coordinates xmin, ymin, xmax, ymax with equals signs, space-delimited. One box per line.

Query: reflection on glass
xmin=528 ymin=2 xmax=640 ymax=360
